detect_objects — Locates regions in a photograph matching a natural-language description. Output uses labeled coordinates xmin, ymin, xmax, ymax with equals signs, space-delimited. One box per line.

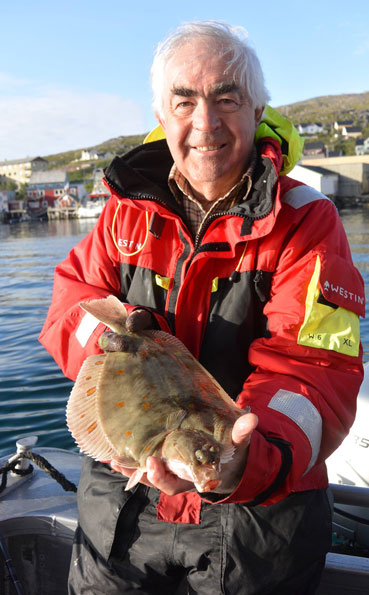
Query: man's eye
xmin=217 ymin=98 xmax=238 ymax=111
xmin=176 ymin=101 xmax=193 ymax=109
xmin=173 ymin=101 xmax=194 ymax=116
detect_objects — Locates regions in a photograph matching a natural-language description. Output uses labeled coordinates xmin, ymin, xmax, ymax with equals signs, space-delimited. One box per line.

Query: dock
xmin=47 ymin=207 xmax=79 ymax=219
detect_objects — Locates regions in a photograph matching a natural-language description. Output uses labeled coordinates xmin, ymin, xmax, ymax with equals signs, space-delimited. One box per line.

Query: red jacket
xmin=40 ymin=138 xmax=364 ymax=523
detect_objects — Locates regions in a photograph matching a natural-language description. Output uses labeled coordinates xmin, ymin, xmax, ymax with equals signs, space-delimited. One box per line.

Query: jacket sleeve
xmin=39 ymin=198 xmax=171 ymax=381
xmin=215 ymin=195 xmax=365 ymax=505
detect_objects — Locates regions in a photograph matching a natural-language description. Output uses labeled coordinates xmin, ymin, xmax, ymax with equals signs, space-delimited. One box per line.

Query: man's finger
xmin=126 ymin=309 xmax=155 ymax=333
xmin=232 ymin=412 xmax=258 ymax=446
xmin=98 ymin=331 xmax=133 ymax=352
xmin=146 ymin=457 xmax=194 ymax=495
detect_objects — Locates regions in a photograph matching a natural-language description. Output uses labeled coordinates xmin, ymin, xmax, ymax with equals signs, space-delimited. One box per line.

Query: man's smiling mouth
xmin=193 ymin=144 xmax=226 ymax=152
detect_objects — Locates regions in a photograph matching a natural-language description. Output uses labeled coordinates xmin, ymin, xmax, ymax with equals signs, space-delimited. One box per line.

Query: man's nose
xmin=192 ymin=100 xmax=221 ymax=131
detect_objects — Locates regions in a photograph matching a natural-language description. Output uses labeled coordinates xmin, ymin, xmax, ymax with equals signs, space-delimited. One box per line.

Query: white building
xmin=297 ymin=122 xmax=324 ymax=135
xmin=0 ymin=156 xmax=48 ymax=185
xmin=288 ymin=164 xmax=338 ymax=197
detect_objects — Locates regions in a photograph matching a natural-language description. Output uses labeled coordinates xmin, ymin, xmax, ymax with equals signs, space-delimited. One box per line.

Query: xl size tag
xmin=297 ymin=253 xmax=364 ymax=357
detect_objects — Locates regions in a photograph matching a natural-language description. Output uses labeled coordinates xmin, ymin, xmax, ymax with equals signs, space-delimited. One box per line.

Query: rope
xmin=0 ymin=451 xmax=77 ymax=494
xmin=111 ymin=201 xmax=150 ymax=256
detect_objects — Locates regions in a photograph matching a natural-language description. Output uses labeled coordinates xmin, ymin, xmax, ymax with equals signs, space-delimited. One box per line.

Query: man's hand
xmin=110 ymin=458 xmax=194 ymax=495
xmin=216 ymin=411 xmax=258 ymax=493
xmin=110 ymin=412 xmax=258 ymax=496
xmin=98 ymin=309 xmax=156 ymax=352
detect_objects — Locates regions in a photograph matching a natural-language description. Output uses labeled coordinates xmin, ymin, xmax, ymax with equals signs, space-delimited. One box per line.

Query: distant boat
xmin=78 ymin=195 xmax=108 ymax=218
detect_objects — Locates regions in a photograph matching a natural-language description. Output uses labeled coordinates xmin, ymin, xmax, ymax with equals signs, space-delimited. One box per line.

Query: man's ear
xmin=255 ymin=106 xmax=265 ymax=126
xmin=156 ymin=113 xmax=166 ymax=131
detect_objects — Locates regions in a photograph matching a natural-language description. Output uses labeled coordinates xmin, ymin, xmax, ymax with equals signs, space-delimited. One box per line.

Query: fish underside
xmin=66 ymin=296 xmax=243 ymax=492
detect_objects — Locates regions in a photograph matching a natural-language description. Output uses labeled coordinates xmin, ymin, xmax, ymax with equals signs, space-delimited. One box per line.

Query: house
xmin=342 ymin=125 xmax=362 ymax=139
xmin=26 ymin=169 xmax=83 ymax=212
xmin=355 ymin=139 xmax=365 ymax=156
xmin=334 ymin=120 xmax=354 ymax=131
xmin=297 ymin=122 xmax=324 ymax=135
xmin=0 ymin=156 xmax=48 ymax=185
xmin=301 ymin=155 xmax=369 ymax=197
xmin=0 ymin=189 xmax=26 ymax=221
xmin=89 ymin=168 xmax=110 ymax=199
xmin=80 ymin=149 xmax=113 ymax=162
xmin=303 ymin=141 xmax=326 ymax=157
xmin=327 ymin=148 xmax=343 ymax=157
xmin=0 ymin=189 xmax=14 ymax=212
xmin=289 ymin=165 xmax=338 ymax=197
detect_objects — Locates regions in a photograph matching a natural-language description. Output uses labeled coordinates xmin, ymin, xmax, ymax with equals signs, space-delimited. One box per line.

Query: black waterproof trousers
xmin=68 ymin=483 xmax=331 ymax=595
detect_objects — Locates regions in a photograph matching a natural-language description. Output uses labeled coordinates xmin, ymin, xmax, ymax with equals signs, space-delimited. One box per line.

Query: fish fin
xmin=66 ymin=354 xmax=114 ymax=461
xmin=220 ymin=443 xmax=235 ymax=464
xmin=165 ymin=409 xmax=187 ymax=431
xmin=145 ymin=330 xmax=193 ymax=354
xmin=125 ymin=468 xmax=145 ymax=491
xmin=80 ymin=295 xmax=128 ymax=334
xmin=111 ymin=455 xmax=137 ymax=467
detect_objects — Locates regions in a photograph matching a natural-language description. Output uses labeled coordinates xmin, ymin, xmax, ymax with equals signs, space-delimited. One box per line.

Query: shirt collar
xmin=168 ymin=145 xmax=257 ymax=213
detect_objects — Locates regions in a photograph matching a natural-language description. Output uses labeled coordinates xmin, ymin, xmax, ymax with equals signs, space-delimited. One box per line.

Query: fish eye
xmin=195 ymin=449 xmax=205 ymax=462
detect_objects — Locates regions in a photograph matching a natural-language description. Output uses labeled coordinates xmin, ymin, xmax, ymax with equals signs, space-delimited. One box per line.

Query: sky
xmin=1 ymin=0 xmax=368 ymax=161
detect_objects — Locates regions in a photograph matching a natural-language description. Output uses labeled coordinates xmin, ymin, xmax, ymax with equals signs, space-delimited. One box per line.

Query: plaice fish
xmin=66 ymin=295 xmax=244 ymax=492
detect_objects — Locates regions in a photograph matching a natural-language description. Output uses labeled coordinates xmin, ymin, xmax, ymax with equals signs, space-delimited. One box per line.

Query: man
xmin=40 ymin=21 xmax=364 ymax=595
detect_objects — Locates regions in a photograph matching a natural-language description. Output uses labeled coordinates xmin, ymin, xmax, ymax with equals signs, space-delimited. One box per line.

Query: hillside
xmin=276 ymin=91 xmax=369 ymax=126
xmin=42 ymin=91 xmax=369 ymax=174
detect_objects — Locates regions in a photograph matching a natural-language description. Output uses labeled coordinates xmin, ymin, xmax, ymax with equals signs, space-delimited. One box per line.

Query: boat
xmin=0 ymin=438 xmax=82 ymax=594
xmin=78 ymin=196 xmax=107 ymax=219
xmin=2 ymin=366 xmax=369 ymax=594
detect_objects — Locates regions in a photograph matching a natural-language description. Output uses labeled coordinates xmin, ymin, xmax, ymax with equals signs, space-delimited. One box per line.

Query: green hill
xmin=42 ymin=91 xmax=369 ymax=173
xmin=276 ymin=91 xmax=369 ymax=126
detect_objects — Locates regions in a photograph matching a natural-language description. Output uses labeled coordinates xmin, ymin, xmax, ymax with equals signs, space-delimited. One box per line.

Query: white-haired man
xmin=40 ymin=21 xmax=364 ymax=594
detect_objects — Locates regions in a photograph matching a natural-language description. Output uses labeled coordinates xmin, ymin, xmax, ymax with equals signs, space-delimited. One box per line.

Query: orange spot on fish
xmin=116 ymin=401 xmax=125 ymax=408
xmin=143 ymin=402 xmax=151 ymax=409
xmin=95 ymin=360 xmax=104 ymax=365
xmin=125 ymin=431 xmax=132 ymax=437
xmin=158 ymin=419 xmax=164 ymax=424
xmin=116 ymin=370 xmax=125 ymax=375
xmin=144 ymin=445 xmax=151 ymax=451
xmin=87 ymin=421 xmax=97 ymax=433
xmin=86 ymin=387 xmax=96 ymax=396
xmin=85 ymin=376 xmax=91 ymax=381
xmin=80 ymin=413 xmax=86 ymax=419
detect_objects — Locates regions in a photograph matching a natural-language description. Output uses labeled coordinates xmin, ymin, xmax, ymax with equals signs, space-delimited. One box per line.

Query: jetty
xmin=47 ymin=206 xmax=79 ymax=219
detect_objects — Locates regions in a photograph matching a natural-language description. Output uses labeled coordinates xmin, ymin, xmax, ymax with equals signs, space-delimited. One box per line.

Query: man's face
xmin=157 ymin=39 xmax=264 ymax=202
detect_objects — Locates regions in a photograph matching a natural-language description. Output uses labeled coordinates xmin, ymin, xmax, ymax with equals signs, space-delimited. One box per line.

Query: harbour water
xmin=1 ymin=208 xmax=369 ymax=458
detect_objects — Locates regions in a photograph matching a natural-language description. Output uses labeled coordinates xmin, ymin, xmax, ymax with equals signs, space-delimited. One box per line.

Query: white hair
xmin=151 ymin=21 xmax=271 ymax=118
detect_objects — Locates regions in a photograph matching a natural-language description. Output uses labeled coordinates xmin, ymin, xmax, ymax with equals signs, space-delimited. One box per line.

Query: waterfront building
xmin=0 ymin=156 xmax=48 ymax=185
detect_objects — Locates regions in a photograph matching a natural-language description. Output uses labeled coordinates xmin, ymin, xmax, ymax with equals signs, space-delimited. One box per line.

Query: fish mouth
xmin=193 ymin=464 xmax=221 ymax=492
